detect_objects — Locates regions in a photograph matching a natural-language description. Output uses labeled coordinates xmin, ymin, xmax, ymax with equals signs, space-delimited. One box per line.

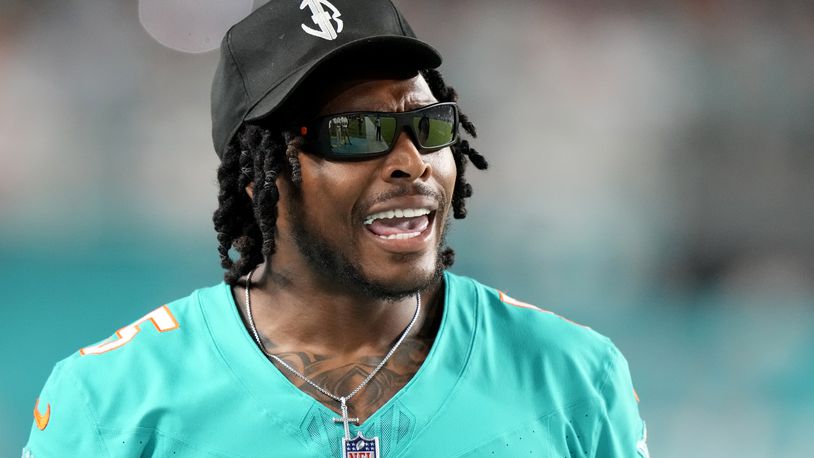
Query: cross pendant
xmin=332 ymin=397 xmax=359 ymax=440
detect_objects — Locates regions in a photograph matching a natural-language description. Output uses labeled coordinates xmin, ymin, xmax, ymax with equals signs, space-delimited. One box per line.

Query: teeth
xmin=364 ymin=208 xmax=431 ymax=225
xmin=378 ymin=232 xmax=422 ymax=240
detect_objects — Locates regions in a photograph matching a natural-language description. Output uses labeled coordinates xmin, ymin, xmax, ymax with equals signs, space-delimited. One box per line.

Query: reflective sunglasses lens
xmin=412 ymin=105 xmax=457 ymax=148
xmin=328 ymin=115 xmax=396 ymax=156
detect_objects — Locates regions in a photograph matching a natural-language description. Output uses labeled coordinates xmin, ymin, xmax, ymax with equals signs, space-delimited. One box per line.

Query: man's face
xmin=277 ymin=74 xmax=456 ymax=300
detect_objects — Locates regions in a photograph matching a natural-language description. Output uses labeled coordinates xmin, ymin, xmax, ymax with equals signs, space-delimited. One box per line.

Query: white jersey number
xmin=80 ymin=305 xmax=179 ymax=356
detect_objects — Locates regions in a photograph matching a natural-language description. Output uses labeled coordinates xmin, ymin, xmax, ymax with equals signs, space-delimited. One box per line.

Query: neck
xmin=241 ymin=262 xmax=444 ymax=356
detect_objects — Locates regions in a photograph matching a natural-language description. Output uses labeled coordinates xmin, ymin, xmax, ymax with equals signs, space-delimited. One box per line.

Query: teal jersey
xmin=24 ymin=272 xmax=648 ymax=457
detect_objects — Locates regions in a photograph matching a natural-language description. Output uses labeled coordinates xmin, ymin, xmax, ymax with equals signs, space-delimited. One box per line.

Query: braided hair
xmin=212 ymin=69 xmax=488 ymax=285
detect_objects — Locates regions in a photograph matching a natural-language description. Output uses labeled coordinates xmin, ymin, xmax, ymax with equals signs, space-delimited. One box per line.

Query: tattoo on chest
xmin=260 ymin=335 xmax=433 ymax=421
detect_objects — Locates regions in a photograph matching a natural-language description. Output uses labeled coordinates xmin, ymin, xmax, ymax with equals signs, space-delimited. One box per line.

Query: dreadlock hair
xmin=212 ymin=68 xmax=489 ymax=285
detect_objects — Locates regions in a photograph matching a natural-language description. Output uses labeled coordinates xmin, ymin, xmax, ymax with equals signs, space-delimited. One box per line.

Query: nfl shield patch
xmin=342 ymin=432 xmax=379 ymax=458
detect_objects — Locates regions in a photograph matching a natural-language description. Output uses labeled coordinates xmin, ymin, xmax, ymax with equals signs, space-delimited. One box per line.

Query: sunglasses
xmin=299 ymin=102 xmax=459 ymax=160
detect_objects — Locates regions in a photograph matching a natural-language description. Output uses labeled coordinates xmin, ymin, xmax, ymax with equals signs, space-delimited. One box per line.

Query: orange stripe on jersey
xmin=633 ymin=388 xmax=640 ymax=403
xmin=498 ymin=291 xmax=590 ymax=329
xmin=34 ymin=398 xmax=50 ymax=430
xmin=499 ymin=291 xmax=550 ymax=313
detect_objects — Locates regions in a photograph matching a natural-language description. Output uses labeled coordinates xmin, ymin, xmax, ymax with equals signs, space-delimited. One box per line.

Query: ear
xmin=245 ymin=182 xmax=255 ymax=200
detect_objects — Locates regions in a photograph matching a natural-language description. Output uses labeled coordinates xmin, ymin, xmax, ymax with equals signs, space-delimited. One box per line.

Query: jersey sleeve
xmin=594 ymin=344 xmax=649 ymax=458
xmin=23 ymin=359 xmax=108 ymax=457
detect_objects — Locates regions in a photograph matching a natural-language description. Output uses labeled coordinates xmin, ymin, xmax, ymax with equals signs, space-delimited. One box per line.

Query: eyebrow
xmin=404 ymin=99 xmax=439 ymax=110
xmin=343 ymin=99 xmax=439 ymax=113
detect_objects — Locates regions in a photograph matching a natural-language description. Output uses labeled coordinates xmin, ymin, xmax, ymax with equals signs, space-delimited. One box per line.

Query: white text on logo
xmin=300 ymin=0 xmax=343 ymax=41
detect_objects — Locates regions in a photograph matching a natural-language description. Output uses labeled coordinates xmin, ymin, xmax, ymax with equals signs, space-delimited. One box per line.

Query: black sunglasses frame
xmin=299 ymin=102 xmax=460 ymax=160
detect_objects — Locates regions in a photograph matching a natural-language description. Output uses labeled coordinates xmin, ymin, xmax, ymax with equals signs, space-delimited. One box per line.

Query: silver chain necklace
xmin=243 ymin=267 xmax=421 ymax=455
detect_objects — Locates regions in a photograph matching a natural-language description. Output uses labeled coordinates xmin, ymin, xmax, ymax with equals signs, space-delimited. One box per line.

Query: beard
xmin=287 ymin=197 xmax=449 ymax=301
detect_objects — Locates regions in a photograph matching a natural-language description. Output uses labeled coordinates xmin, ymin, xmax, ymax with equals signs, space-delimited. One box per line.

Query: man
xmin=24 ymin=1 xmax=648 ymax=457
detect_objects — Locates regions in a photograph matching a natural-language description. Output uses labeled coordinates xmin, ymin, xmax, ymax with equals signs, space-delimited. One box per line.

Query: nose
xmin=381 ymin=132 xmax=432 ymax=182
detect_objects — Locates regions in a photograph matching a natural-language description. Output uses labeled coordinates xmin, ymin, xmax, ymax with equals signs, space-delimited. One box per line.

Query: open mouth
xmin=363 ymin=208 xmax=436 ymax=240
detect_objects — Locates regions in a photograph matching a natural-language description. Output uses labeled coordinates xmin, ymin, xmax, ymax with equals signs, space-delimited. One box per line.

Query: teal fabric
xmin=24 ymin=272 xmax=646 ymax=457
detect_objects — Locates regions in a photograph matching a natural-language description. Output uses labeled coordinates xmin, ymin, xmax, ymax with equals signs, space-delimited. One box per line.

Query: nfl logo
xmin=342 ymin=432 xmax=379 ymax=458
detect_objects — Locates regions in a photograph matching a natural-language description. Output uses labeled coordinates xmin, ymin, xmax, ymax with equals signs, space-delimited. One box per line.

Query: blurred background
xmin=2 ymin=0 xmax=813 ymax=456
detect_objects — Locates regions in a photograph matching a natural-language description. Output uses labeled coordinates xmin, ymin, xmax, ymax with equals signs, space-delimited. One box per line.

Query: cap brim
xmin=243 ymin=35 xmax=442 ymax=124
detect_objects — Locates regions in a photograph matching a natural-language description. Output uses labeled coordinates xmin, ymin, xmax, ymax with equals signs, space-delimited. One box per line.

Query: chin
xmin=356 ymin=256 xmax=443 ymax=301
xmin=290 ymin=201 xmax=447 ymax=300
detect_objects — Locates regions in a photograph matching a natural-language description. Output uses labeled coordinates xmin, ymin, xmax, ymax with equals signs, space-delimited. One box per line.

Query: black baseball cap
xmin=210 ymin=0 xmax=443 ymax=159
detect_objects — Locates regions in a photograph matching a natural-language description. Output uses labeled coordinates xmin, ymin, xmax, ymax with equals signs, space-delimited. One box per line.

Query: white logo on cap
xmin=300 ymin=0 xmax=343 ymax=41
